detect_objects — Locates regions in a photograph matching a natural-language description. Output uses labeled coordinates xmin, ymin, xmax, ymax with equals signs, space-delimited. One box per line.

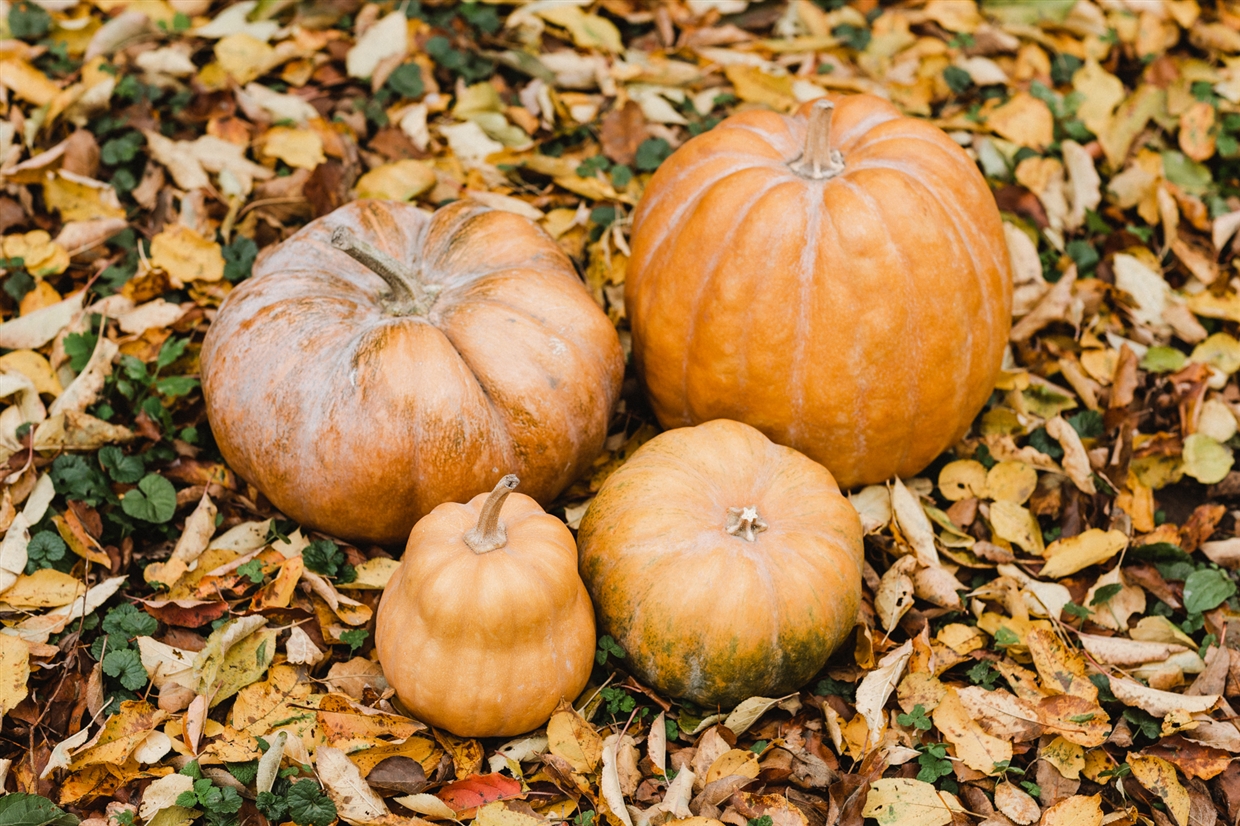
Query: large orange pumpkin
xmin=375 ymin=475 xmax=595 ymax=737
xmin=577 ymin=419 xmax=863 ymax=707
xmin=201 ymin=200 xmax=624 ymax=545
xmin=627 ymin=95 xmax=1012 ymax=488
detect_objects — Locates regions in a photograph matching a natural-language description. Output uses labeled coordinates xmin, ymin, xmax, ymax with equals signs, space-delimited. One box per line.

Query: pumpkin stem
xmin=464 ymin=475 xmax=520 ymax=553
xmin=790 ymin=99 xmax=845 ymax=180
xmin=725 ymin=505 xmax=768 ymax=542
xmin=331 ymin=226 xmax=431 ymax=314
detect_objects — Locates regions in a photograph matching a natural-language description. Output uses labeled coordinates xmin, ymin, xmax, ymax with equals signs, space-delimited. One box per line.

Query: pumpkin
xmin=375 ymin=474 xmax=595 ymax=737
xmin=201 ymin=200 xmax=624 ymax=545
xmin=577 ymin=419 xmax=863 ymax=707
xmin=626 ymin=95 xmax=1012 ymax=488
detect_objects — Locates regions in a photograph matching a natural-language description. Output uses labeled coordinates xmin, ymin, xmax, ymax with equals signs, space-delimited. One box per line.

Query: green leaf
xmin=62 ymin=332 xmax=98 ymax=373
xmin=943 ymin=65 xmax=972 ymax=94
xmin=99 ymin=446 xmax=145 ymax=484
xmin=287 ymin=780 xmax=336 ymax=826
xmin=102 ymin=648 xmax=148 ymax=691
xmin=1090 ymin=583 xmax=1124 ymax=606
xmin=1183 ymin=569 xmax=1237 ymax=614
xmin=103 ymin=603 xmax=158 ymax=638
xmin=1162 ymin=151 xmax=1212 ymax=195
xmin=897 ymin=704 xmax=933 ymax=731
xmin=1068 ymin=409 xmax=1103 ymax=439
xmin=339 ymin=628 xmax=368 ymax=653
xmin=7 ymin=2 xmax=51 ymax=40
xmin=634 ymin=138 xmax=671 ymax=171
xmin=26 ymin=531 xmax=66 ymax=573
xmin=747 ymin=818 xmax=773 ymax=826
xmin=0 ymin=795 xmax=79 ymax=826
xmin=157 ymin=337 xmax=189 ymax=370
xmin=121 ymin=474 xmax=178 ymax=524
xmin=303 ymin=539 xmax=344 ymax=577
xmin=1140 ymin=346 xmax=1187 ymax=373
xmin=256 ymin=793 xmax=288 ymax=824
xmin=1063 ymin=601 xmax=1091 ymax=619
xmin=154 ymin=375 xmax=200 ymax=399
xmin=223 ymin=236 xmax=258 ymax=283
xmin=226 ymin=761 xmax=259 ymax=786
xmin=386 ymin=63 xmax=424 ymax=99
xmin=237 ymin=560 xmax=265 ymax=584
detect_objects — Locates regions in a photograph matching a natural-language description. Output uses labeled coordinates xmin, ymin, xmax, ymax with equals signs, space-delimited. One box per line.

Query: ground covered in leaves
xmin=1 ymin=1 xmax=1240 ymax=826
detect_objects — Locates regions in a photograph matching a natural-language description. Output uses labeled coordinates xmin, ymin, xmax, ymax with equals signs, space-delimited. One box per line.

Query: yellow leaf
xmin=1099 ymin=85 xmax=1167 ymax=168
xmin=986 ymin=461 xmax=1038 ymax=504
xmin=932 ymin=687 xmax=1012 ymax=774
xmin=862 ymin=778 xmax=962 ymax=826
xmin=150 ymin=224 xmax=226 ymax=288
xmin=354 ymin=160 xmax=437 ymax=202
xmin=1180 ymin=101 xmax=1217 ymax=162
xmin=725 ymin=64 xmax=796 ymax=112
xmin=1128 ymin=754 xmax=1190 ymax=826
xmin=1026 ymin=628 xmax=1097 ymax=702
xmin=207 ymin=627 xmax=278 ymax=707
xmin=476 ymin=801 xmax=546 ymax=826
xmin=535 ymin=5 xmax=623 ymax=52
xmin=547 ymin=700 xmax=601 ymax=774
xmin=2 ymin=231 xmax=69 ymax=277
xmin=987 ymin=93 xmax=1054 ymax=150
xmin=0 ymin=349 xmax=63 ymax=397
xmin=0 ymin=634 xmax=29 ymax=722
xmin=0 ymin=568 xmax=84 ymax=609
xmin=215 ymin=34 xmax=276 ymax=85
xmin=43 ymin=172 xmax=126 ymax=222
xmin=1190 ymin=332 xmax=1240 ymax=373
xmin=988 ymin=500 xmax=1044 ymax=555
xmin=1040 ymin=528 xmax=1127 ymax=579
xmin=938 ymin=460 xmax=988 ymax=501
xmin=1181 ymin=433 xmax=1234 ymax=485
xmin=897 ymin=671 xmax=946 ymax=715
xmin=70 ymin=700 xmax=167 ymax=770
xmin=262 ymin=127 xmax=326 ymax=171
xmin=1040 ymin=795 xmax=1101 ymax=826
xmin=0 ymin=59 xmax=60 ymax=105
xmin=705 ymin=748 xmax=760 ymax=784
xmin=1041 ymin=735 xmax=1085 ymax=779
xmin=1073 ymin=61 xmax=1125 ymax=137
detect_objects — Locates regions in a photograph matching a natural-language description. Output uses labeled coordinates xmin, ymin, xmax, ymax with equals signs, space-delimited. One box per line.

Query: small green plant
xmin=897 ymin=704 xmax=933 ymax=732
xmin=595 ymin=634 xmax=626 ymax=665
xmin=340 ymin=629 xmax=369 ymax=653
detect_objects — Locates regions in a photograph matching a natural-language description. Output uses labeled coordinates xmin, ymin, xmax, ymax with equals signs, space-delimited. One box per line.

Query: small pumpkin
xmin=577 ymin=419 xmax=863 ymax=707
xmin=627 ymin=95 xmax=1013 ymax=488
xmin=201 ymin=200 xmax=624 ymax=545
xmin=375 ymin=475 xmax=595 ymax=737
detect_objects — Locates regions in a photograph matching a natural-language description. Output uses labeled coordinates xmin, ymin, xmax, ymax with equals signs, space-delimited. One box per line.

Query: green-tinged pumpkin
xmin=577 ymin=419 xmax=864 ymax=707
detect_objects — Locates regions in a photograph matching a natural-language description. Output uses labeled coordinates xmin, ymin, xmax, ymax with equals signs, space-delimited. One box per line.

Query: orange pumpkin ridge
xmin=627 ymin=94 xmax=1013 ymax=488
xmin=201 ymin=199 xmax=624 ymax=545
xmin=376 ymin=475 xmax=596 ymax=737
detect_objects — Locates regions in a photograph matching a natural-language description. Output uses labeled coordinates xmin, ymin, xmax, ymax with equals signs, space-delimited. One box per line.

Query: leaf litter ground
xmin=1 ymin=2 xmax=1240 ymax=826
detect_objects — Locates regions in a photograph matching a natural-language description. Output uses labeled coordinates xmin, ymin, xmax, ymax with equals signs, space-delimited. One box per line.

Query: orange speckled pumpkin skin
xmin=201 ymin=200 xmax=624 ymax=545
xmin=577 ymin=419 xmax=864 ymax=707
xmin=627 ymin=95 xmax=1013 ymax=488
xmin=375 ymin=487 xmax=596 ymax=737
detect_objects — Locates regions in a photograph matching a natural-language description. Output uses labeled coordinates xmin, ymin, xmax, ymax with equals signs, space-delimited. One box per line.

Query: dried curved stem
xmin=464 ymin=475 xmax=520 ymax=553
xmin=331 ymin=226 xmax=431 ymax=314
xmin=790 ymin=99 xmax=846 ymax=180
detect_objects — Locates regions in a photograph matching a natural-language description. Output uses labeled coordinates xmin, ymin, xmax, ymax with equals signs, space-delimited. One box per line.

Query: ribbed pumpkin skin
xmin=201 ymin=199 xmax=624 ymax=545
xmin=376 ymin=489 xmax=595 ymax=737
xmin=627 ymin=94 xmax=1012 ymax=488
xmin=577 ymin=419 xmax=863 ymax=707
